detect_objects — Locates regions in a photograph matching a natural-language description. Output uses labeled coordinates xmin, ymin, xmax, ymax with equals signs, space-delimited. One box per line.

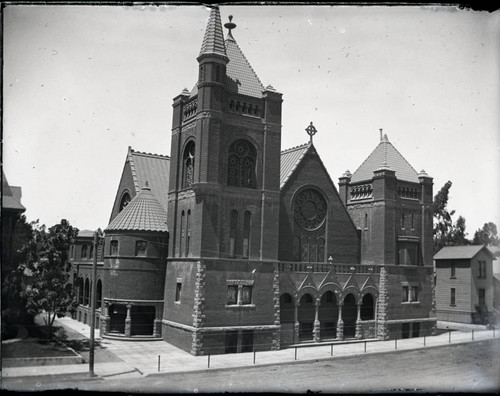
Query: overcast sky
xmin=3 ymin=4 xmax=499 ymax=238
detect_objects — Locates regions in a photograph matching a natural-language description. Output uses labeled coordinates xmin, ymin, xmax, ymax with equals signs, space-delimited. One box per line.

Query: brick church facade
xmin=71 ymin=8 xmax=436 ymax=354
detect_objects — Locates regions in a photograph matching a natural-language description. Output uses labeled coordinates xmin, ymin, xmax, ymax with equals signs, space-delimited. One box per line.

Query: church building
xmin=71 ymin=7 xmax=436 ymax=355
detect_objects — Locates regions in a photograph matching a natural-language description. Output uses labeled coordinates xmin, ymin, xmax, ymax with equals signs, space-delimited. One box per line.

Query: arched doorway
xmin=109 ymin=304 xmax=127 ymax=334
xmin=361 ymin=293 xmax=375 ymax=320
xmin=130 ymin=306 xmax=155 ymax=336
xmin=342 ymin=294 xmax=357 ymax=338
xmin=280 ymin=293 xmax=295 ymax=345
xmin=319 ymin=291 xmax=337 ymax=339
xmin=298 ymin=293 xmax=315 ymax=341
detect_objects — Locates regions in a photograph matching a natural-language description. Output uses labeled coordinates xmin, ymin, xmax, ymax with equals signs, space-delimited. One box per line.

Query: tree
xmin=433 ymin=181 xmax=456 ymax=251
xmin=22 ymin=219 xmax=79 ymax=332
xmin=449 ymin=215 xmax=469 ymax=246
xmin=472 ymin=222 xmax=499 ymax=246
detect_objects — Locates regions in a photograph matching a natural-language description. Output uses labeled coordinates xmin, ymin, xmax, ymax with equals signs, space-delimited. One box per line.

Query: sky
xmin=3 ymin=4 xmax=500 ymax=238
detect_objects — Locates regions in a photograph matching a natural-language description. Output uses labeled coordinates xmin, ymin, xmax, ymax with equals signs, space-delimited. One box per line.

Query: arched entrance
xmin=361 ymin=293 xmax=375 ymax=320
xmin=298 ymin=293 xmax=315 ymax=341
xmin=109 ymin=304 xmax=127 ymax=334
xmin=319 ymin=291 xmax=337 ymax=339
xmin=279 ymin=293 xmax=295 ymax=344
xmin=342 ymin=294 xmax=357 ymax=338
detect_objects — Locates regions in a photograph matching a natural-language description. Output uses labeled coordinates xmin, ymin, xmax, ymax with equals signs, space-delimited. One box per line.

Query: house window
xmin=397 ymin=242 xmax=419 ymax=265
xmin=478 ymin=288 xmax=486 ymax=306
xmin=410 ymin=286 xmax=419 ymax=302
xmin=110 ymin=240 xmax=118 ymax=255
xmin=226 ymin=281 xmax=254 ymax=306
xmin=450 ymin=261 xmax=456 ymax=278
xmin=135 ymin=240 xmax=147 ymax=256
xmin=402 ymin=286 xmax=409 ymax=302
xmin=81 ymin=245 xmax=88 ymax=259
xmin=227 ymin=139 xmax=257 ymax=188
xmin=450 ymin=288 xmax=456 ymax=306
xmin=175 ymin=282 xmax=182 ymax=303
xmin=478 ymin=261 xmax=486 ymax=278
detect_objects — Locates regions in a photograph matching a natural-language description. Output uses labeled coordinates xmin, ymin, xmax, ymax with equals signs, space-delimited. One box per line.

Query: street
xmin=4 ymin=338 xmax=499 ymax=393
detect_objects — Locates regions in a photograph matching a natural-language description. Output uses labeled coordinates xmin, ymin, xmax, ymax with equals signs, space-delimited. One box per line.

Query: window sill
xmin=401 ymin=302 xmax=420 ymax=305
xmin=225 ymin=304 xmax=256 ymax=310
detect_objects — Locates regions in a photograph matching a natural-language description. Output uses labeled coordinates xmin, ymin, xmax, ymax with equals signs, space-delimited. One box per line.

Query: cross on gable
xmin=305 ymin=122 xmax=317 ymax=144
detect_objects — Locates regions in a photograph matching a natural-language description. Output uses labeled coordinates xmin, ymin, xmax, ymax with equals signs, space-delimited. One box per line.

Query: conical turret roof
xmin=351 ymin=134 xmax=420 ymax=183
xmin=106 ymin=183 xmax=168 ymax=233
xmin=199 ymin=7 xmax=227 ymax=58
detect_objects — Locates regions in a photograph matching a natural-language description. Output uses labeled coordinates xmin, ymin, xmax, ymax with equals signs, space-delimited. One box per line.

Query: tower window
xmin=110 ymin=240 xmax=118 ymax=255
xmin=183 ymin=141 xmax=195 ymax=189
xmin=242 ymin=211 xmax=251 ymax=259
xmin=119 ymin=192 xmax=131 ymax=212
xmin=81 ymin=245 xmax=88 ymax=260
xmin=227 ymin=140 xmax=257 ymax=188
xmin=135 ymin=240 xmax=147 ymax=256
xmin=230 ymin=210 xmax=238 ymax=258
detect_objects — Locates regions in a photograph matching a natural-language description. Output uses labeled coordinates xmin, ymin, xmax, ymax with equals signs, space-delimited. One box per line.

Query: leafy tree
xmin=1 ymin=215 xmax=36 ymax=334
xmin=22 ymin=219 xmax=79 ymax=332
xmin=449 ymin=215 xmax=469 ymax=246
xmin=472 ymin=222 xmax=499 ymax=246
xmin=433 ymin=181 xmax=456 ymax=251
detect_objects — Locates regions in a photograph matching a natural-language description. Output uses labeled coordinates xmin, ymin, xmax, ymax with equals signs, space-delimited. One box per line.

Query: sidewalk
xmin=2 ymin=316 xmax=498 ymax=380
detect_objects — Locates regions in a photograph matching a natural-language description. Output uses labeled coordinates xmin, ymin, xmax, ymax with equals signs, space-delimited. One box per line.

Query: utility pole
xmin=89 ymin=228 xmax=102 ymax=377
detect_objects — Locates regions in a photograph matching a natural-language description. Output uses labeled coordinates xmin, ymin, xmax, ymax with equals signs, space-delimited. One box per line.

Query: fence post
xmin=449 ymin=330 xmax=451 ymax=344
xmin=158 ymin=355 xmax=160 ymax=372
xmin=424 ymin=335 xmax=426 ymax=346
xmin=472 ymin=330 xmax=474 ymax=341
xmin=208 ymin=354 xmax=210 ymax=368
xmin=295 ymin=347 xmax=297 ymax=360
xmin=493 ymin=327 xmax=496 ymax=339
xmin=253 ymin=350 xmax=256 ymax=364
xmin=395 ymin=338 xmax=397 ymax=350
xmin=364 ymin=341 xmax=366 ymax=353
xmin=330 ymin=344 xmax=333 ymax=356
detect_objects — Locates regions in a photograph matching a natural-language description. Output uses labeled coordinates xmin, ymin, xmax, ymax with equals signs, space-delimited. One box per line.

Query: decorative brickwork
xmin=376 ymin=266 xmax=389 ymax=340
xmin=272 ymin=264 xmax=281 ymax=350
xmin=191 ymin=261 xmax=206 ymax=355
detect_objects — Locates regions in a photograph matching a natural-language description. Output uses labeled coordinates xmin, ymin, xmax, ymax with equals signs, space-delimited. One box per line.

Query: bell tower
xmin=164 ymin=7 xmax=283 ymax=355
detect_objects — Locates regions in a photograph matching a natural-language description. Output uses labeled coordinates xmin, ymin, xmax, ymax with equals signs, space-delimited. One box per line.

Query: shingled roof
xmin=106 ymin=184 xmax=168 ymax=233
xmin=128 ymin=148 xmax=170 ymax=211
xmin=351 ymin=134 xmax=420 ymax=183
xmin=280 ymin=143 xmax=311 ymax=189
xmin=199 ymin=7 xmax=227 ymax=59
xmin=434 ymin=245 xmax=496 ymax=260
xmin=2 ymin=170 xmax=25 ymax=212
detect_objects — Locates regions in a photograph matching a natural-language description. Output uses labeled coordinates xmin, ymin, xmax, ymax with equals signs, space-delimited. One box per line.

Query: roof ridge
xmin=280 ymin=142 xmax=310 ymax=154
xmin=130 ymin=149 xmax=170 ymax=159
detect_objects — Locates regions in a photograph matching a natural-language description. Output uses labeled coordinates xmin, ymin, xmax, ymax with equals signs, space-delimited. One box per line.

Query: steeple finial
xmin=305 ymin=122 xmax=317 ymax=144
xmin=224 ymin=15 xmax=236 ymax=39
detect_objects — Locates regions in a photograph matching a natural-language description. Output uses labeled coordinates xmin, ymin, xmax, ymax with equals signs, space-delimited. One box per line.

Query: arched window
xmin=361 ymin=293 xmax=375 ymax=320
xmin=119 ymin=192 xmax=131 ymax=212
xmin=183 ymin=141 xmax=195 ymax=189
xmin=228 ymin=140 xmax=257 ymax=188
xmin=185 ymin=210 xmax=191 ymax=257
xmin=89 ymin=245 xmax=94 ymax=260
xmin=230 ymin=210 xmax=238 ymax=258
xmin=78 ymin=278 xmax=84 ymax=305
xmin=84 ymin=278 xmax=90 ymax=306
xmin=243 ymin=211 xmax=251 ymax=259
xmin=96 ymin=280 xmax=102 ymax=309
xmin=81 ymin=245 xmax=87 ymax=260
xmin=180 ymin=211 xmax=185 ymax=257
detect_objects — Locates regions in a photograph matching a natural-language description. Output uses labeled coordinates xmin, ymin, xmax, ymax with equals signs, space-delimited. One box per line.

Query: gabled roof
xmin=199 ymin=7 xmax=227 ymax=59
xmin=434 ymin=245 xmax=496 ymax=260
xmin=2 ymin=170 xmax=25 ymax=212
xmin=351 ymin=134 xmax=420 ymax=183
xmin=280 ymin=143 xmax=311 ymax=189
xmin=225 ymin=34 xmax=264 ymax=98
xmin=128 ymin=147 xmax=170 ymax=211
xmin=106 ymin=185 xmax=168 ymax=233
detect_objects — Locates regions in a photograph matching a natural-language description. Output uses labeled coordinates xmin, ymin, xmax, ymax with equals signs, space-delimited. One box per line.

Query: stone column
xmin=376 ymin=266 xmax=389 ymax=340
xmin=294 ymin=300 xmax=300 ymax=344
xmin=102 ymin=301 xmax=110 ymax=334
xmin=313 ymin=298 xmax=321 ymax=343
xmin=272 ymin=264 xmax=281 ymax=350
xmin=191 ymin=261 xmax=206 ymax=355
xmin=355 ymin=302 xmax=362 ymax=339
xmin=125 ymin=304 xmax=132 ymax=337
xmin=337 ymin=302 xmax=344 ymax=340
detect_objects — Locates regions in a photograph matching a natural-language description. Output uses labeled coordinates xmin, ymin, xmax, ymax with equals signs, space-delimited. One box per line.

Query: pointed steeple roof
xmin=224 ymin=24 xmax=265 ymax=98
xmin=199 ymin=7 xmax=227 ymax=59
xmin=106 ymin=183 xmax=168 ymax=233
xmin=351 ymin=133 xmax=419 ymax=183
